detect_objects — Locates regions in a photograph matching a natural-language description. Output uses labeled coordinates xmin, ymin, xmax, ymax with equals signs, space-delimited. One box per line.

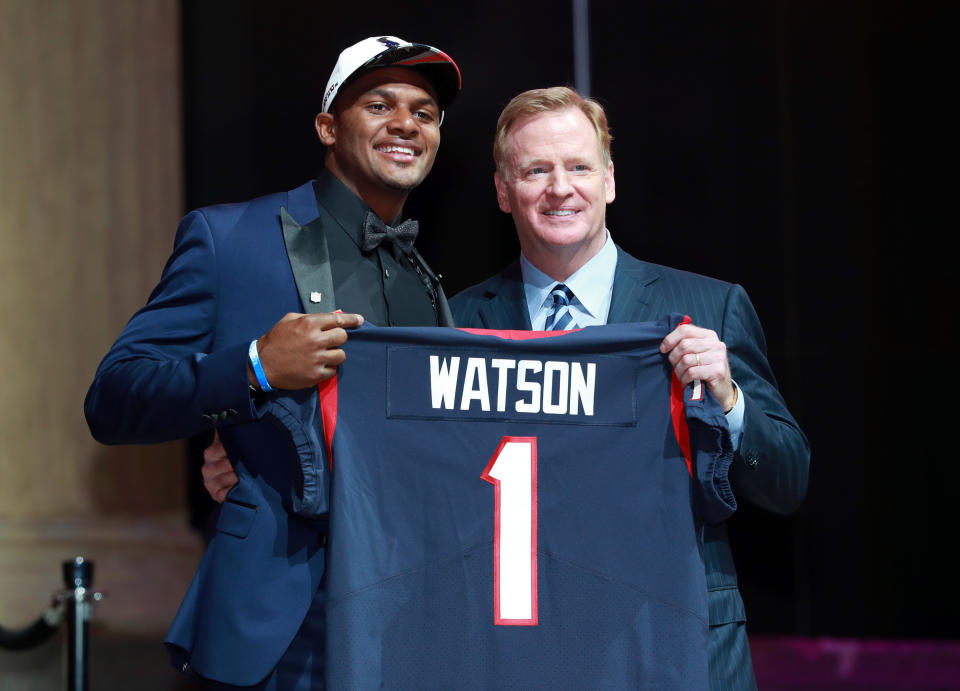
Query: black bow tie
xmin=361 ymin=211 xmax=419 ymax=261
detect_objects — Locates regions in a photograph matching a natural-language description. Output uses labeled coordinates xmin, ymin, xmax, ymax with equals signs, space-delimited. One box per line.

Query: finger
xmin=673 ymin=352 xmax=701 ymax=383
xmin=315 ymin=363 xmax=334 ymax=383
xmin=335 ymin=312 xmax=364 ymax=328
xmin=666 ymin=337 xmax=709 ymax=367
xmin=204 ymin=479 xmax=226 ymax=502
xmin=216 ymin=470 xmax=239 ymax=487
xmin=322 ymin=347 xmax=347 ymax=368
xmin=661 ymin=323 xmax=718 ymax=352
xmin=315 ymin=327 xmax=350 ymax=349
xmin=674 ymin=344 xmax=726 ymax=382
xmin=203 ymin=439 xmax=226 ymax=464
xmin=201 ymin=458 xmax=230 ymax=482
xmin=308 ymin=312 xmax=364 ymax=331
xmin=659 ymin=326 xmax=683 ymax=353
xmin=665 ymin=338 xmax=722 ymax=368
xmin=313 ymin=352 xmax=345 ymax=383
xmin=205 ymin=470 xmax=239 ymax=503
xmin=660 ymin=324 xmax=704 ymax=352
xmin=212 ymin=479 xmax=237 ymax=503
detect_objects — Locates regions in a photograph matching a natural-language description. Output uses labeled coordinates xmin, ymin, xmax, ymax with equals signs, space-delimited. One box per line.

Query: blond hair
xmin=493 ymin=86 xmax=612 ymax=179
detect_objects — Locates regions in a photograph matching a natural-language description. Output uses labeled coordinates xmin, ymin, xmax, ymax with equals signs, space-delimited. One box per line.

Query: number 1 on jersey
xmin=481 ymin=436 xmax=538 ymax=626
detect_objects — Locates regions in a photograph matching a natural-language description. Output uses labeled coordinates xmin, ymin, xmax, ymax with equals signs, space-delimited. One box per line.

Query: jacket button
xmin=745 ymin=453 xmax=759 ymax=469
xmin=200 ymin=414 xmax=214 ymax=423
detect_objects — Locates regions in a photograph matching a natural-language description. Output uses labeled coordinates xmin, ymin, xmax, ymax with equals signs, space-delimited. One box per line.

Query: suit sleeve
xmin=84 ymin=209 xmax=258 ymax=444
xmin=721 ymin=284 xmax=810 ymax=514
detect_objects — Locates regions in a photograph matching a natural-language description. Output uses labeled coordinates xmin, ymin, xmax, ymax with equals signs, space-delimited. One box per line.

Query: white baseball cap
xmin=321 ymin=36 xmax=461 ymax=115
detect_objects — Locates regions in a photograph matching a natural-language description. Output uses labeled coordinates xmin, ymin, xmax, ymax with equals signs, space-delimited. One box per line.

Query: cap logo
xmin=323 ymin=81 xmax=338 ymax=111
xmin=377 ymin=37 xmax=400 ymax=48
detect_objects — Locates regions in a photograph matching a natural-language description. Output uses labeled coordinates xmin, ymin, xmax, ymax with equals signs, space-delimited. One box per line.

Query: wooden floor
xmin=0 ymin=627 xmax=191 ymax=691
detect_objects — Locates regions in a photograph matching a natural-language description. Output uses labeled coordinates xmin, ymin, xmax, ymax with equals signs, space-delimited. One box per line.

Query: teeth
xmin=377 ymin=145 xmax=415 ymax=155
xmin=544 ymin=210 xmax=576 ymax=216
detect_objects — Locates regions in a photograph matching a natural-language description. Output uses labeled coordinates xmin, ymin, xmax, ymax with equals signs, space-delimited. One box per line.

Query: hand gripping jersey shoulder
xmin=264 ymin=315 xmax=735 ymax=689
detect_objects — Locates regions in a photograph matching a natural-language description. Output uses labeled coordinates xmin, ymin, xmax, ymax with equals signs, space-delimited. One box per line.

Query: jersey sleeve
xmin=683 ymin=383 xmax=737 ymax=525
xmin=262 ymin=385 xmax=331 ymax=518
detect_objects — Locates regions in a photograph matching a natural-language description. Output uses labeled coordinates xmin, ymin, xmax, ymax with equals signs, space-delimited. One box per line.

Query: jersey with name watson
xmin=262 ymin=318 xmax=736 ymax=689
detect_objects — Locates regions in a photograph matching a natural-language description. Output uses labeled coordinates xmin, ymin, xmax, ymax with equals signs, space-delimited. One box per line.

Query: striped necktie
xmin=544 ymin=283 xmax=579 ymax=330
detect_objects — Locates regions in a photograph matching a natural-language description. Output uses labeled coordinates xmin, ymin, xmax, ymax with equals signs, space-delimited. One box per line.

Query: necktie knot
xmin=544 ymin=283 xmax=579 ymax=330
xmin=361 ymin=211 xmax=419 ymax=261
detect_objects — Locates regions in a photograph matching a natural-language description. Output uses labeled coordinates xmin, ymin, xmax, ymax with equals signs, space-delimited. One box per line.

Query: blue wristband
xmin=248 ymin=338 xmax=273 ymax=392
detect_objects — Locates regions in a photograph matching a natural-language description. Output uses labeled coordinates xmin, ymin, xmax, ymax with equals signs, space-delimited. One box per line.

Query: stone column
xmin=0 ymin=0 xmax=202 ymax=651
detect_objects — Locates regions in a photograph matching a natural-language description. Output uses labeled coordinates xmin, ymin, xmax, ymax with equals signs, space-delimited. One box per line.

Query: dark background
xmin=181 ymin=0 xmax=957 ymax=639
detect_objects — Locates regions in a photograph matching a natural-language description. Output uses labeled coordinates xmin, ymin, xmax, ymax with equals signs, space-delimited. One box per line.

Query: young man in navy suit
xmin=450 ymin=86 xmax=810 ymax=691
xmin=85 ymin=36 xmax=461 ymax=688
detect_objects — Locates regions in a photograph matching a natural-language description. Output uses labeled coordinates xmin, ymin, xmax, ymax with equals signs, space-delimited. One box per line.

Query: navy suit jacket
xmin=450 ymin=247 xmax=810 ymax=683
xmin=85 ymin=179 xmax=451 ymax=685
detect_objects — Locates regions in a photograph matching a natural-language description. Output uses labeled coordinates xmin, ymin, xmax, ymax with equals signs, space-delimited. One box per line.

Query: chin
xmin=385 ymin=179 xmax=422 ymax=192
xmin=377 ymin=169 xmax=428 ymax=192
xmin=532 ymin=228 xmax=591 ymax=246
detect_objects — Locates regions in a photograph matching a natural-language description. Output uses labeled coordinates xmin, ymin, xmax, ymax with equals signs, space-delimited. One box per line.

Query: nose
xmin=387 ymin=107 xmax=419 ymax=138
xmin=546 ymin=169 xmax=573 ymax=197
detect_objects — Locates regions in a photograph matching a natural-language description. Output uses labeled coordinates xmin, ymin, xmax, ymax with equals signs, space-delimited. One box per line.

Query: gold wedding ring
xmin=695 ymin=353 xmax=701 ymax=367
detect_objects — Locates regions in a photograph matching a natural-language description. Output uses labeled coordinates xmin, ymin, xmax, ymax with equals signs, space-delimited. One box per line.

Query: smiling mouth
xmin=375 ymin=144 xmax=419 ymax=157
xmin=544 ymin=210 xmax=578 ymax=216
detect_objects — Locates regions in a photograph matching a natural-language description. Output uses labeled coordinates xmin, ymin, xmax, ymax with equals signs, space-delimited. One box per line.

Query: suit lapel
xmin=607 ymin=248 xmax=666 ymax=324
xmin=477 ymin=261 xmax=532 ymax=330
xmin=280 ymin=195 xmax=336 ymax=315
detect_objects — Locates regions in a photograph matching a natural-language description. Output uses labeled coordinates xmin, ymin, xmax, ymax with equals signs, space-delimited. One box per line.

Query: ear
xmin=494 ymin=172 xmax=512 ymax=214
xmin=315 ymin=112 xmax=336 ymax=146
xmin=604 ymin=161 xmax=616 ymax=204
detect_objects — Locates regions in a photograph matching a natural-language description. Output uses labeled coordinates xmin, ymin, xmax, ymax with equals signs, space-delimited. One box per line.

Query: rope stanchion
xmin=62 ymin=557 xmax=104 ymax=691
xmin=0 ymin=556 xmax=104 ymax=691
xmin=0 ymin=599 xmax=64 ymax=650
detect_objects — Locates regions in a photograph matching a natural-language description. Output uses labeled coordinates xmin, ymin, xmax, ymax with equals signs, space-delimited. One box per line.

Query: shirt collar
xmin=313 ymin=169 xmax=402 ymax=247
xmin=520 ymin=230 xmax=617 ymax=321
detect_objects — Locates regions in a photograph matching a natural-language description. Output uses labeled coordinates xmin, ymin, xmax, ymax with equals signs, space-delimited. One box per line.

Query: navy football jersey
xmin=264 ymin=316 xmax=735 ymax=689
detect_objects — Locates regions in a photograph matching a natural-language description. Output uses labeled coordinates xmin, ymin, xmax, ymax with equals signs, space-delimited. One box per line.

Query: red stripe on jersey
xmin=318 ymin=374 xmax=338 ymax=470
xmin=670 ymin=373 xmax=694 ymax=478
xmin=670 ymin=315 xmax=695 ymax=477
xmin=458 ymin=328 xmax=580 ymax=340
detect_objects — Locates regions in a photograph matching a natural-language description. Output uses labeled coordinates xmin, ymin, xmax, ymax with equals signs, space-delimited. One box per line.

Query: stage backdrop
xmin=180 ymin=0 xmax=956 ymax=641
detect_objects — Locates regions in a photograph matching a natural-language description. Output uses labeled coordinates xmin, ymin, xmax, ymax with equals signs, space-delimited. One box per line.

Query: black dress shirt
xmin=312 ymin=171 xmax=439 ymax=326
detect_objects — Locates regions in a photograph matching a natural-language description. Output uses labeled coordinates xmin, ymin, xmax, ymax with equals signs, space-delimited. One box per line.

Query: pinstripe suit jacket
xmin=450 ymin=245 xmax=810 ymax=689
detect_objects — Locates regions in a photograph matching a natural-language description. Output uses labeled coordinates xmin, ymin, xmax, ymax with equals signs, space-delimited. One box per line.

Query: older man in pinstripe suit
xmin=450 ymin=86 xmax=809 ymax=690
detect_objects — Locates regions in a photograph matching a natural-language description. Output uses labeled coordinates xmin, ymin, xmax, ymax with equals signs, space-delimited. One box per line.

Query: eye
xmin=367 ymin=102 xmax=389 ymax=113
xmin=571 ymin=164 xmax=589 ymax=172
xmin=529 ymin=167 xmax=547 ymax=176
xmin=414 ymin=110 xmax=436 ymax=123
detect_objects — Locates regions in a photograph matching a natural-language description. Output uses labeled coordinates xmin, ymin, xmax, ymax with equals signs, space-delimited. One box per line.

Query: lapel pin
xmin=309 ymin=291 xmax=322 ymax=303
